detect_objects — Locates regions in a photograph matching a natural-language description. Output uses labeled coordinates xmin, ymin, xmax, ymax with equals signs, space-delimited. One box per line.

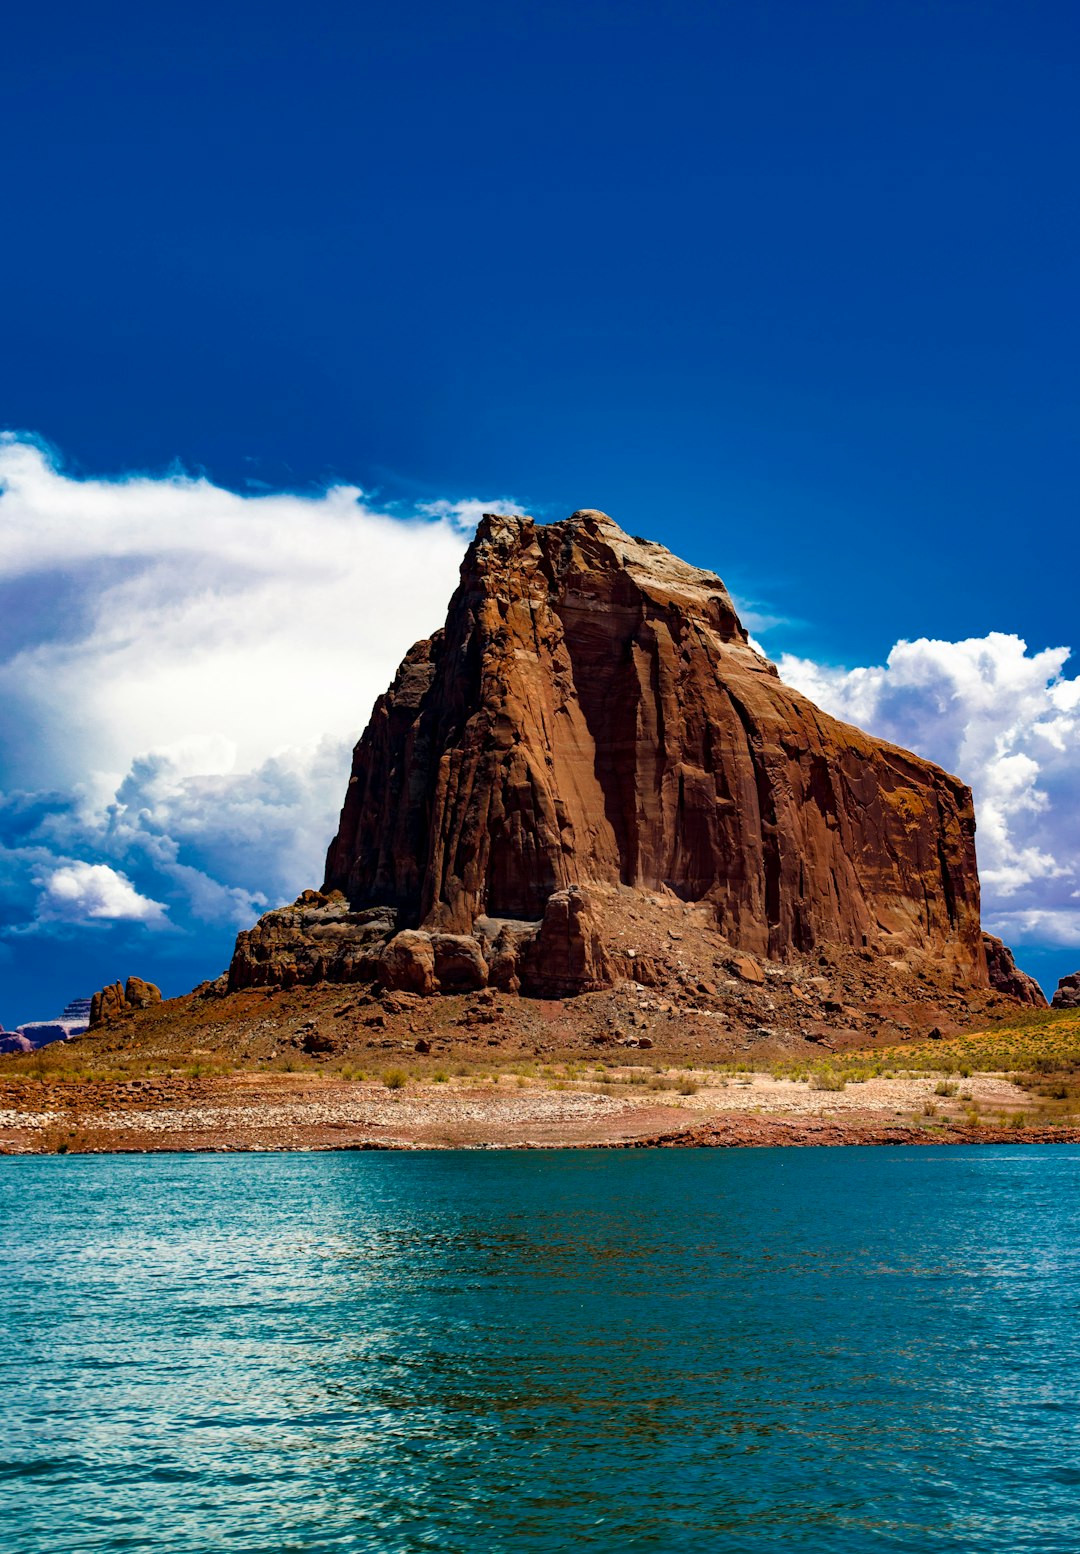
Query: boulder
xmin=1052 ymin=972 xmax=1080 ymax=1010
xmin=729 ymin=953 xmax=765 ymax=985
xmin=0 ymin=1032 xmax=34 ymax=1055
xmin=124 ymin=976 xmax=162 ymax=1010
xmin=982 ymin=933 xmax=1048 ymax=1008
xmin=378 ymin=931 xmax=436 ymax=996
xmin=300 ymin=1031 xmax=337 ymax=1055
xmin=432 ymin=933 xmax=488 ymax=992
xmin=521 ymin=886 xmax=613 ymax=998
xmin=89 ymin=977 xmax=162 ymax=1027
xmin=476 ymin=920 xmax=538 ymax=994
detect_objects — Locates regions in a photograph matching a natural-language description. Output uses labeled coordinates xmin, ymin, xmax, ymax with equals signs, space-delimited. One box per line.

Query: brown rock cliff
xmin=324 ymin=510 xmax=986 ymax=984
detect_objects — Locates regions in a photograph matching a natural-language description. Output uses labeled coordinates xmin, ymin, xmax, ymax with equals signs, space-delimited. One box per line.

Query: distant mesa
xmin=220 ymin=509 xmax=1042 ymax=1013
xmin=1 ymin=994 xmax=94 ymax=1055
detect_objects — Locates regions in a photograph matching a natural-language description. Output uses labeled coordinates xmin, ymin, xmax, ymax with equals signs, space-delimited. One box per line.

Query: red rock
xmin=89 ymin=981 xmax=127 ymax=1027
xmin=729 ymin=953 xmax=765 ymax=985
xmin=378 ymin=931 xmax=437 ymax=995
xmin=520 ymin=886 xmax=612 ymax=998
xmin=982 ymin=934 xmax=1048 ymax=1008
xmin=1052 ymin=972 xmax=1080 ymax=1010
xmin=88 ymin=977 xmax=161 ymax=1027
xmin=228 ymin=893 xmax=397 ymax=991
xmin=300 ymin=1031 xmax=336 ymax=1055
xmin=324 ymin=510 xmax=986 ymax=984
xmin=124 ymin=977 xmax=162 ymax=1010
xmin=431 ymin=933 xmax=488 ymax=992
xmin=482 ymin=922 xmax=535 ymax=994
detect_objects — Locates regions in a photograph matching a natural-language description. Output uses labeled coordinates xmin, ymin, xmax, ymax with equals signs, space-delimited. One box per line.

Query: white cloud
xmin=37 ymin=862 xmax=168 ymax=925
xmin=779 ymin=633 xmax=1080 ymax=948
xmin=0 ymin=436 xmax=523 ymax=961
xmin=0 ymin=434 xmax=518 ymax=788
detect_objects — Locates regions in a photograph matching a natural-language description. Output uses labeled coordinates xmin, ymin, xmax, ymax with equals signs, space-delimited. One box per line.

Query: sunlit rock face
xmin=323 ymin=509 xmax=986 ymax=984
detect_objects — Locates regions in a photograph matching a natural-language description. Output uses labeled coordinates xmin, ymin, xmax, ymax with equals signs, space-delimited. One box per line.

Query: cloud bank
xmin=1 ymin=432 xmax=1077 ymax=1017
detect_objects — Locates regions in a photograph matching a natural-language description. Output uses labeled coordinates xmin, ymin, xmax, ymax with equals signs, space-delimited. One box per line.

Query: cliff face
xmin=324 ymin=510 xmax=986 ymax=984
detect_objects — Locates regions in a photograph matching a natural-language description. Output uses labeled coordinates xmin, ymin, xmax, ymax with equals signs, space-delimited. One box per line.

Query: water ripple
xmin=2 ymin=1146 xmax=1080 ymax=1551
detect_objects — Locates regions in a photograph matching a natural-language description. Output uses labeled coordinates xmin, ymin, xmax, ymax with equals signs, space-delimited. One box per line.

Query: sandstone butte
xmin=214 ymin=508 xmax=1044 ymax=1016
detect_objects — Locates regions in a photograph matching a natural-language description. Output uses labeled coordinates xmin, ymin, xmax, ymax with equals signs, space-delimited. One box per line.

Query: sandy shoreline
xmin=2 ymin=1067 xmax=1077 ymax=1154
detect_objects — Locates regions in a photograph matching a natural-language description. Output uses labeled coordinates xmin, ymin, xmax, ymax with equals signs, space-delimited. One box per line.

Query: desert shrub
xmin=809 ymin=1069 xmax=845 ymax=1092
xmin=383 ymin=1068 xmax=407 ymax=1090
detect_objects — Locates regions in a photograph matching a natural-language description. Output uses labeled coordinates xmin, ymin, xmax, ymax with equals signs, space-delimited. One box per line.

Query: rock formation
xmin=321 ymin=510 xmax=985 ymax=980
xmin=89 ymin=976 xmax=162 ymax=1027
xmin=1052 ymin=972 xmax=1080 ymax=1010
xmin=228 ymin=890 xmax=397 ymax=991
xmin=1 ymin=994 xmax=93 ymax=1052
xmin=982 ymin=934 xmax=1048 ymax=1008
xmin=16 ymin=1022 xmax=75 ymax=1047
xmin=215 ymin=507 xmax=1052 ymax=1014
xmin=0 ymin=1031 xmax=34 ymax=1055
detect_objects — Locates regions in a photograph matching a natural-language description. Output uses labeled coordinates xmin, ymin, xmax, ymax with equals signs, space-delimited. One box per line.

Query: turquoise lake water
xmin=3 ymin=1147 xmax=1080 ymax=1552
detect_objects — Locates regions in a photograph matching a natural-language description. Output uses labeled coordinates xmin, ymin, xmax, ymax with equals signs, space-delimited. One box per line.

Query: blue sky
xmin=2 ymin=1 xmax=1078 ymax=1021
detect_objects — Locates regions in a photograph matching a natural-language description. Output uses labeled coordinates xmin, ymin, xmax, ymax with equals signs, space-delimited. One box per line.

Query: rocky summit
xmin=222 ymin=508 xmax=1040 ymax=1027
xmin=89 ymin=976 xmax=163 ymax=1027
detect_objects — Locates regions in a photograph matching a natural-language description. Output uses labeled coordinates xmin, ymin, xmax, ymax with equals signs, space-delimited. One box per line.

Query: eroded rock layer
xmin=324 ymin=510 xmax=986 ymax=983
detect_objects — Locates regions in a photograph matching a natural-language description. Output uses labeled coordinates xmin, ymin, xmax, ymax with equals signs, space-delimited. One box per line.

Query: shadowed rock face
xmin=228 ymin=891 xmax=397 ymax=992
xmin=324 ymin=509 xmax=986 ymax=983
xmin=1053 ymin=973 xmax=1080 ymax=1010
xmin=982 ymin=933 xmax=1048 ymax=1007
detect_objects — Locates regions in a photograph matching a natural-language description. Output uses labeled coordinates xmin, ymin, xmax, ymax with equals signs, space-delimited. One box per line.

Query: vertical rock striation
xmin=324 ymin=510 xmax=986 ymax=984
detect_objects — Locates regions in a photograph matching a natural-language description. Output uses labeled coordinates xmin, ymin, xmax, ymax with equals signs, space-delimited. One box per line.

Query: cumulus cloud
xmin=0 ymin=434 xmax=519 ymax=788
xmin=36 ymin=862 xmax=168 ymax=925
xmin=0 ymin=435 xmax=520 ymax=970
xmin=779 ymin=634 xmax=1080 ymax=948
